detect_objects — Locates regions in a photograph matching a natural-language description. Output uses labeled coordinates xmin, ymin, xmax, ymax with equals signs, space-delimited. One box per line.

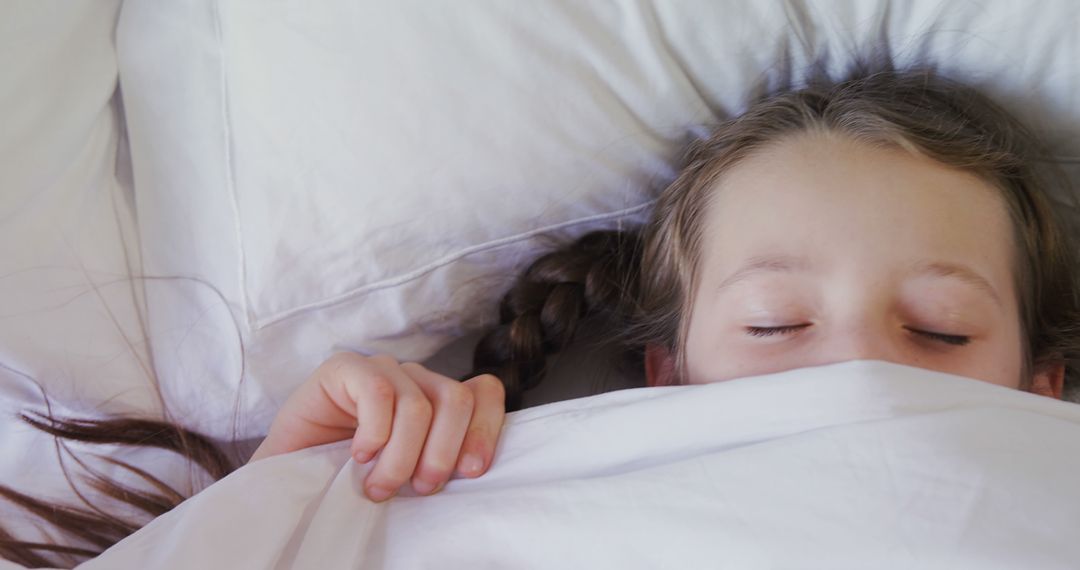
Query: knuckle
xmin=472 ymin=373 xmax=506 ymax=400
xmin=369 ymin=354 xmax=399 ymax=368
xmin=366 ymin=376 xmax=397 ymax=404
xmin=321 ymin=351 xmax=364 ymax=376
xmin=399 ymin=361 xmax=428 ymax=374
xmin=398 ymin=395 xmax=433 ymax=421
xmin=465 ymin=422 xmax=492 ymax=445
xmin=441 ymin=382 xmax=475 ymax=414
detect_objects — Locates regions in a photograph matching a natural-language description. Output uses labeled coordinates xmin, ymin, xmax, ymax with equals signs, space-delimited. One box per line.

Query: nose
xmin=816 ymin=320 xmax=903 ymax=369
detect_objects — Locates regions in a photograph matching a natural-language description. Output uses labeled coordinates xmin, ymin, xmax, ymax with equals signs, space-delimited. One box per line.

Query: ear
xmin=645 ymin=343 xmax=678 ymax=387
xmin=1030 ymin=361 xmax=1065 ymax=400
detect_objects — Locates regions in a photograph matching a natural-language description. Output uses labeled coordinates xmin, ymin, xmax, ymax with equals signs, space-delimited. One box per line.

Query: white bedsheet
xmin=65 ymin=361 xmax=1080 ymax=569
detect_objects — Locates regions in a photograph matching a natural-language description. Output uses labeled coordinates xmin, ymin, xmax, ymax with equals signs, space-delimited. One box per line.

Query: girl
xmin=3 ymin=67 xmax=1078 ymax=568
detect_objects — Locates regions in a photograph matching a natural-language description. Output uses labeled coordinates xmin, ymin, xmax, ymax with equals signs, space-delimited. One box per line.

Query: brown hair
xmin=0 ymin=412 xmax=234 ymax=567
xmin=473 ymin=67 xmax=1080 ymax=409
xmin=4 ymin=67 xmax=1079 ymax=567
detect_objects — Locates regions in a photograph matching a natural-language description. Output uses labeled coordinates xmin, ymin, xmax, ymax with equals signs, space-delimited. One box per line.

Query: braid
xmin=469 ymin=229 xmax=643 ymax=411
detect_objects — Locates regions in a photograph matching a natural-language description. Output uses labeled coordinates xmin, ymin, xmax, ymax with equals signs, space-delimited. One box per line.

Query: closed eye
xmin=905 ymin=327 xmax=971 ymax=346
xmin=745 ymin=324 xmax=811 ymax=337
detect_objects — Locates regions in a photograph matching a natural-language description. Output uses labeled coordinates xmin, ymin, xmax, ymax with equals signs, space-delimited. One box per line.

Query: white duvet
xmin=72 ymin=361 xmax=1080 ymax=569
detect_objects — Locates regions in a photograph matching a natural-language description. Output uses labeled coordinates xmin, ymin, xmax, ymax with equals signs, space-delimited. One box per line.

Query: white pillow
xmin=0 ymin=0 xmax=202 ymax=537
xmin=0 ymin=0 xmax=144 ymax=410
xmin=115 ymin=0 xmax=1080 ymax=438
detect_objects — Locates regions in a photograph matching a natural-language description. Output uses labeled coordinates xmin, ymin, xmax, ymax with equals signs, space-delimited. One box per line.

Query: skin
xmin=646 ymin=131 xmax=1064 ymax=398
xmin=251 ymin=353 xmax=507 ymax=502
xmin=255 ymin=131 xmax=1063 ymax=503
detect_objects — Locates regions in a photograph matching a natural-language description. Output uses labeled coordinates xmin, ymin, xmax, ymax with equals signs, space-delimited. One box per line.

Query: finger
xmin=341 ymin=356 xmax=396 ymax=465
xmin=455 ymin=373 xmax=506 ymax=478
xmin=362 ymin=356 xmax=433 ymax=502
xmin=401 ymin=363 xmax=474 ymax=495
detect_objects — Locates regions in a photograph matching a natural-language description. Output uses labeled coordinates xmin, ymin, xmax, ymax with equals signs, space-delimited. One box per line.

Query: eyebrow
xmin=715 ymin=255 xmax=1003 ymax=307
xmin=716 ymin=254 xmax=811 ymax=291
xmin=911 ymin=260 xmax=1003 ymax=307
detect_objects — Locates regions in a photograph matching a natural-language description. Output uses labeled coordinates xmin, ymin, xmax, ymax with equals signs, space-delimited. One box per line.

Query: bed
xmin=2 ymin=0 xmax=1079 ymax=567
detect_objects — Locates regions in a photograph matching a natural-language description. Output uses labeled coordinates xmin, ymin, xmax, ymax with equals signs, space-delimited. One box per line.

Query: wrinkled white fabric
xmin=82 ymin=362 xmax=1080 ymax=569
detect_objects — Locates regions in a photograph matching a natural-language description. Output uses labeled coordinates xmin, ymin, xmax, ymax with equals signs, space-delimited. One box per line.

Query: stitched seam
xmin=213 ymin=1 xmax=252 ymax=332
xmin=253 ymin=200 xmax=655 ymax=329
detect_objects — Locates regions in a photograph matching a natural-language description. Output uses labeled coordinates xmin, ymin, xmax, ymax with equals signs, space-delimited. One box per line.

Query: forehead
xmin=699 ymin=131 xmax=1016 ymax=287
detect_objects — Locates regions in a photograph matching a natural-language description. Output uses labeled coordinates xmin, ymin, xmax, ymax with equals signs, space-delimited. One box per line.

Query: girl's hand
xmin=249 ymin=352 xmax=506 ymax=502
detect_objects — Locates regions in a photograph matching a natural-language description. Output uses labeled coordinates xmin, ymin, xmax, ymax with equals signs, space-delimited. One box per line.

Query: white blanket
xmin=78 ymin=361 xmax=1080 ymax=569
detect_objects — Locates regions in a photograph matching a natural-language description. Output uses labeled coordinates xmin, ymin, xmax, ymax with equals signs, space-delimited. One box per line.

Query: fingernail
xmin=367 ymin=485 xmax=395 ymax=502
xmin=459 ymin=453 xmax=484 ymax=477
xmin=354 ymin=450 xmax=373 ymax=463
xmin=412 ymin=478 xmax=438 ymax=495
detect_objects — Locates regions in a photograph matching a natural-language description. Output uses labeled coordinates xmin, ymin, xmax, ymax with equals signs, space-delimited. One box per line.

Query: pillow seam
xmin=214 ymin=2 xmax=253 ymax=333
xmin=252 ymin=200 xmax=655 ymax=330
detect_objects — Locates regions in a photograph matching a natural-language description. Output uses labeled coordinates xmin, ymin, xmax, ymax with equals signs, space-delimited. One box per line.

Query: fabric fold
xmin=81 ymin=361 xmax=1080 ymax=569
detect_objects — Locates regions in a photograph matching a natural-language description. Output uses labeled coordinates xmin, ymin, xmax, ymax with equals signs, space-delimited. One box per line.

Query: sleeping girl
xmin=2 ymin=66 xmax=1078 ymax=567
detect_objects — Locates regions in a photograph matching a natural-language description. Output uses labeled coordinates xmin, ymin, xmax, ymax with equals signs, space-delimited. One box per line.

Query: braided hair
xmin=469 ymin=230 xmax=645 ymax=411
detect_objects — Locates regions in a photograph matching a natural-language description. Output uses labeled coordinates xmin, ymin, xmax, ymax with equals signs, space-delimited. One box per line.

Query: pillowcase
xmin=115 ymin=0 xmax=1080 ymax=438
xmin=0 ymin=0 xmax=188 ymax=530
xmin=0 ymin=0 xmax=141 ymax=409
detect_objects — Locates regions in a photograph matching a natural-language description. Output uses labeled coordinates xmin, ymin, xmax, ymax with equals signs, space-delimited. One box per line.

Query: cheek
xmin=682 ymin=284 xmax=819 ymax=384
xmin=967 ymin=325 xmax=1026 ymax=389
xmin=682 ymin=289 xmax=820 ymax=383
xmin=682 ymin=310 xmax=727 ymax=384
xmin=682 ymin=312 xmax=781 ymax=384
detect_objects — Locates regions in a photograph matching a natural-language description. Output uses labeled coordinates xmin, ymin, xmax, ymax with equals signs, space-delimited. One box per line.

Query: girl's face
xmin=646 ymin=131 xmax=1063 ymax=397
